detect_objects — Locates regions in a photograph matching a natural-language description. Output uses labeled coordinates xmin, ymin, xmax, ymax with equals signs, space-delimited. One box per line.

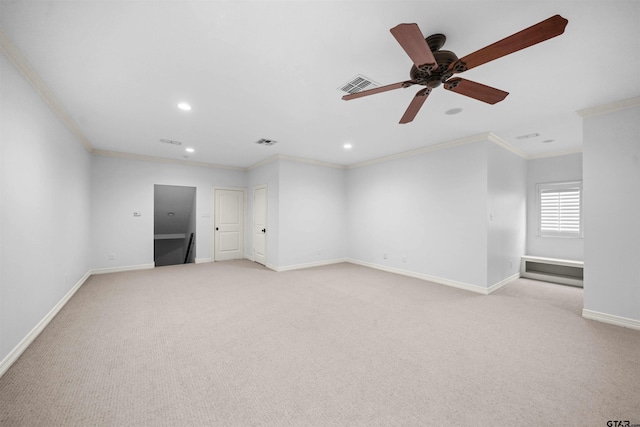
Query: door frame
xmin=153 ymin=184 xmax=197 ymax=267
xmin=253 ymin=184 xmax=268 ymax=265
xmin=212 ymin=186 xmax=247 ymax=261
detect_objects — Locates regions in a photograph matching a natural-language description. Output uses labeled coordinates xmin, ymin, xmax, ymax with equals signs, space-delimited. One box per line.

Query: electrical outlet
xmin=402 ymin=256 xmax=407 ymax=263
xmin=317 ymin=249 xmax=322 ymax=255
xmin=108 ymin=253 xmax=115 ymax=260
xmin=383 ymin=253 xmax=388 ymax=259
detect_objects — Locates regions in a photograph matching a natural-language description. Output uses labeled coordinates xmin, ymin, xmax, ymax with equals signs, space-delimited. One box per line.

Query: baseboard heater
xmin=520 ymin=255 xmax=584 ymax=287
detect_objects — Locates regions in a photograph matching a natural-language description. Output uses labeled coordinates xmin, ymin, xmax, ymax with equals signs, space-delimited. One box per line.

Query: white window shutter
xmin=537 ymin=181 xmax=583 ymax=238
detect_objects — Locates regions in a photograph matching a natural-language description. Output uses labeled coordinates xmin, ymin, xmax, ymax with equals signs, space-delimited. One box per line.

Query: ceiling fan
xmin=342 ymin=15 xmax=568 ymax=124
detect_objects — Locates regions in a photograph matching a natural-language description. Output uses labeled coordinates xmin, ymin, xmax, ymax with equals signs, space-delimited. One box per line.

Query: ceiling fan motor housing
xmin=410 ymin=48 xmax=458 ymax=88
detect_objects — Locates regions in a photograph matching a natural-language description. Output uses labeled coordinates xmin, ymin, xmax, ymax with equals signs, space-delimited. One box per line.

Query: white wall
xmin=487 ymin=143 xmax=527 ymax=285
xmin=526 ymin=153 xmax=583 ymax=260
xmin=0 ymin=60 xmax=3 ymax=365
xmin=91 ymin=155 xmax=245 ymax=270
xmin=583 ymin=105 xmax=640 ymax=322
xmin=1 ymin=54 xmax=91 ymax=361
xmin=347 ymin=142 xmax=489 ymax=288
xmin=245 ymin=158 xmax=347 ymax=270
xmin=278 ymin=160 xmax=347 ymax=268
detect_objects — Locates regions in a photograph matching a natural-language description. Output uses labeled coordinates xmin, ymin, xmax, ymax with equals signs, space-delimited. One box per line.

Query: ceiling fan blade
xmin=342 ymin=80 xmax=416 ymax=100
xmin=399 ymin=88 xmax=431 ymax=124
xmin=444 ymin=78 xmax=508 ymax=104
xmin=455 ymin=14 xmax=568 ymax=72
xmin=390 ymin=24 xmax=438 ymax=72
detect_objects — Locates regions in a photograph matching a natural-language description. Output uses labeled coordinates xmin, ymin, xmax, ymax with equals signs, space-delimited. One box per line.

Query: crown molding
xmin=247 ymin=154 xmax=345 ymax=171
xmin=527 ymin=148 xmax=583 ymax=160
xmin=347 ymin=132 xmax=493 ymax=169
xmin=278 ymin=154 xmax=346 ymax=169
xmin=576 ymin=96 xmax=640 ymax=119
xmin=96 ymin=136 xmax=575 ymax=172
xmin=346 ymin=131 xmax=586 ymax=169
xmin=347 ymin=131 xmax=534 ymax=169
xmin=246 ymin=154 xmax=280 ymax=170
xmin=93 ymin=150 xmax=345 ymax=172
xmin=486 ymin=132 xmax=529 ymax=159
xmin=0 ymin=29 xmax=94 ymax=153
xmin=92 ymin=150 xmax=245 ymax=171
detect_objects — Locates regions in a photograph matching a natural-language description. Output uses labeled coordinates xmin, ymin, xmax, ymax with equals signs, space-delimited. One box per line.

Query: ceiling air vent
xmin=255 ymin=138 xmax=277 ymax=146
xmin=160 ymin=138 xmax=182 ymax=146
xmin=515 ymin=133 xmax=540 ymax=140
xmin=338 ymin=74 xmax=379 ymax=94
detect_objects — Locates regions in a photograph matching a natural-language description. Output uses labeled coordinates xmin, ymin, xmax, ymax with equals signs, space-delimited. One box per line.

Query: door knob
xmin=262 ymin=228 xmax=266 ymax=233
xmin=215 ymin=227 xmax=219 ymax=231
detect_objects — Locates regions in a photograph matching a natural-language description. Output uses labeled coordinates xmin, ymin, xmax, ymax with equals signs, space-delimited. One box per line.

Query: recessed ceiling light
xmin=186 ymin=147 xmax=195 ymax=153
xmin=167 ymin=212 xmax=175 ymax=216
xmin=177 ymin=102 xmax=191 ymax=111
xmin=542 ymin=139 xmax=555 ymax=143
xmin=343 ymin=143 xmax=353 ymax=150
xmin=445 ymin=107 xmax=463 ymax=115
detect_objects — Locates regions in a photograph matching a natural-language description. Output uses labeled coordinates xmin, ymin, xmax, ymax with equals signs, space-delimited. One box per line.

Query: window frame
xmin=536 ymin=180 xmax=583 ymax=239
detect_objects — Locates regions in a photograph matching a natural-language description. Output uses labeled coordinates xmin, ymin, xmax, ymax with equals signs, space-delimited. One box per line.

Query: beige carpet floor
xmin=1 ymin=260 xmax=639 ymax=426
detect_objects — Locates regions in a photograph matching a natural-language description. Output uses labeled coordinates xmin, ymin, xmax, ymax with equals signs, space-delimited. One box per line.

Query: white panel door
xmin=214 ymin=189 xmax=244 ymax=261
xmin=253 ymin=186 xmax=267 ymax=265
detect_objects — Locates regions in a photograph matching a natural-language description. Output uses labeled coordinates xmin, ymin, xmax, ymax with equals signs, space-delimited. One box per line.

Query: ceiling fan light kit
xmin=343 ymin=15 xmax=568 ymax=124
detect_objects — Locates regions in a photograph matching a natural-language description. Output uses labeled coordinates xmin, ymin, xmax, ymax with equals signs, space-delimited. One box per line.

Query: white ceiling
xmin=1 ymin=1 xmax=639 ymax=168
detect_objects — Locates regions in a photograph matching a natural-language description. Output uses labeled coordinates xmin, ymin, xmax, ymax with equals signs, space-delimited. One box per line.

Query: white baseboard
xmin=90 ymin=263 xmax=155 ymax=275
xmin=582 ymin=309 xmax=640 ymax=330
xmin=487 ymin=273 xmax=520 ymax=294
xmin=271 ymin=258 xmax=347 ymax=272
xmin=345 ymin=259 xmax=518 ymax=295
xmin=0 ymin=270 xmax=91 ymax=378
xmin=346 ymin=259 xmax=493 ymax=294
xmin=195 ymin=257 xmax=211 ymax=264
